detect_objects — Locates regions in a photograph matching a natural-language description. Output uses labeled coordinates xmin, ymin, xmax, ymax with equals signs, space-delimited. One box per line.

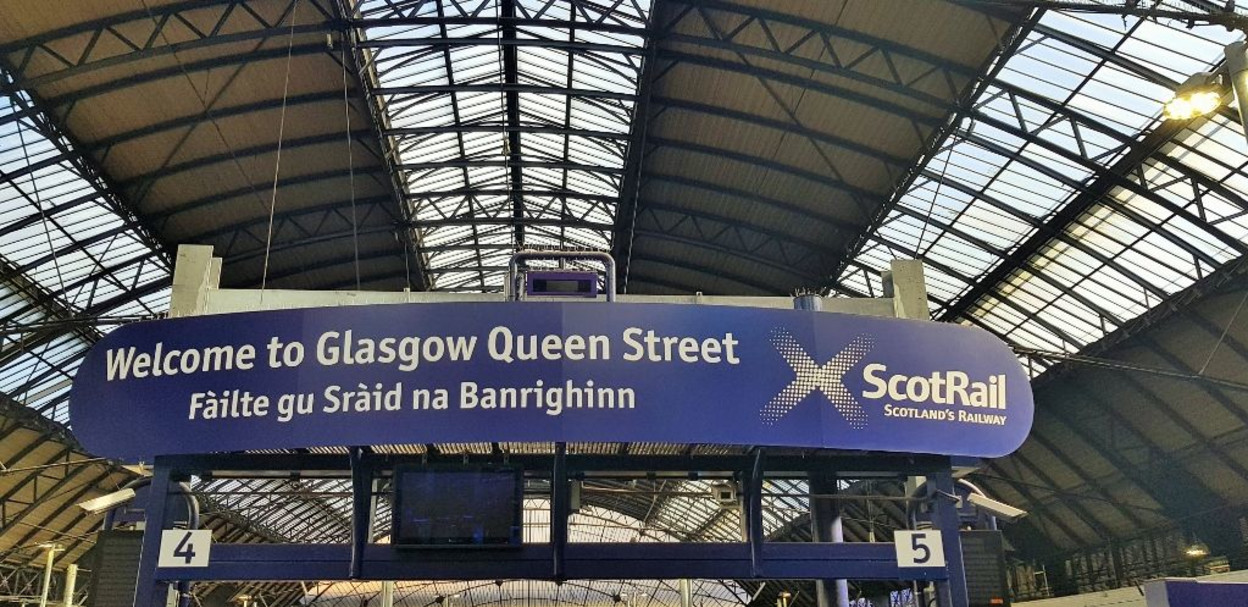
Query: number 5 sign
xmin=158 ymin=530 xmax=212 ymax=568
xmin=894 ymin=530 xmax=945 ymax=568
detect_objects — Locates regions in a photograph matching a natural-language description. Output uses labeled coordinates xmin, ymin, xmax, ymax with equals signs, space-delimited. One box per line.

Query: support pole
xmin=930 ymin=467 xmax=969 ymax=607
xmin=349 ymin=447 xmax=370 ymax=580
xmin=552 ymin=442 xmax=569 ymax=580
xmin=62 ymin=564 xmax=77 ymax=607
xmin=746 ymin=448 xmax=765 ymax=578
xmin=37 ymin=543 xmax=59 ymax=607
xmin=1226 ymin=41 xmax=1248 ymax=148
xmin=679 ymin=579 xmax=692 ymax=607
xmin=380 ymin=581 xmax=394 ymax=607
xmin=133 ymin=461 xmax=173 ymax=607
xmin=810 ymin=473 xmax=849 ymax=607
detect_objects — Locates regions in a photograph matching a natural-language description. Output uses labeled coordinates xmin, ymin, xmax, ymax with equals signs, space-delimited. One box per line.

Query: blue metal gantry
xmin=131 ymin=451 xmax=974 ymax=607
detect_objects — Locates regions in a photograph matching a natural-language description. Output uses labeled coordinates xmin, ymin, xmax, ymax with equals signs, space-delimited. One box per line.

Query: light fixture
xmin=1185 ymin=540 xmax=1210 ymax=559
xmin=1163 ymin=72 xmax=1224 ymax=121
xmin=77 ymin=488 xmax=137 ymax=514
xmin=967 ymin=493 xmax=1028 ymax=522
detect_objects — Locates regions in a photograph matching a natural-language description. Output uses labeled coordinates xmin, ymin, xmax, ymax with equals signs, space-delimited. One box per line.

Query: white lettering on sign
xmin=158 ymin=530 xmax=212 ymax=568
xmin=106 ymin=343 xmax=256 ymax=380
xmin=894 ymin=530 xmax=945 ymax=568
xmin=862 ymin=364 xmax=1007 ymax=409
xmin=619 ymin=328 xmax=740 ymax=364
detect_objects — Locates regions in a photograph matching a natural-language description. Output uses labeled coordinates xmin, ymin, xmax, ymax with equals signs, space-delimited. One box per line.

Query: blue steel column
xmin=552 ymin=442 xmax=568 ymax=580
xmin=930 ymin=467 xmax=968 ymax=607
xmin=810 ymin=473 xmax=849 ymax=607
xmin=349 ymin=447 xmax=370 ymax=579
xmin=133 ymin=459 xmax=172 ymax=607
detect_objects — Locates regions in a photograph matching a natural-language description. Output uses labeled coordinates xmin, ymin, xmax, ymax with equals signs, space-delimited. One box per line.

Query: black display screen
xmin=391 ymin=467 xmax=523 ymax=547
xmin=533 ymin=278 xmax=591 ymax=293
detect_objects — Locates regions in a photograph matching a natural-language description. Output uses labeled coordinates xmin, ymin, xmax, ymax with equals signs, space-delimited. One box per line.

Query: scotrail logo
xmin=761 ymin=328 xmax=874 ymax=429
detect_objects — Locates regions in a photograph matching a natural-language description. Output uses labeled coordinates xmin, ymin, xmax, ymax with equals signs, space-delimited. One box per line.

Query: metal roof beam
xmin=645 ymin=137 xmax=878 ymax=224
xmin=981 ymin=456 xmax=1101 ymax=549
xmin=638 ymin=200 xmax=845 ymax=260
xmin=119 ymin=129 xmax=374 ymax=195
xmin=404 ymin=217 xmax=614 ymax=230
xmin=1044 ymin=378 xmax=1232 ymax=534
xmin=333 ymin=0 xmax=427 ymax=291
xmin=257 ymin=249 xmax=403 ymax=285
xmin=193 ymin=195 xmax=396 ymax=250
xmin=386 ymin=124 xmax=627 ymax=139
xmin=632 ymin=229 xmax=820 ymax=284
xmin=411 ymin=188 xmax=617 ymax=203
xmin=606 ymin=0 xmax=661 ymax=294
xmin=397 ymin=159 xmax=624 ymax=173
xmin=628 ymin=253 xmax=791 ymax=295
xmin=0 ymin=463 xmax=97 ymax=537
xmin=1024 ymin=429 xmax=1153 ymax=528
xmin=144 ymin=166 xmax=386 ymax=222
xmin=643 ymin=172 xmax=858 ymax=231
xmin=502 ymin=0 xmax=525 ymax=249
xmin=959 ymin=118 xmax=1243 ymax=264
xmin=40 ymin=43 xmax=331 ymax=109
xmin=371 ymin=83 xmax=636 ymax=101
xmin=938 ymin=118 xmax=1205 ymax=324
xmin=225 ymin=226 xmax=397 ymax=265
xmin=88 ymin=91 xmax=347 ymax=156
xmin=349 ymin=15 xmax=645 ymax=36
xmin=675 ymin=16 xmax=1246 ymax=294
xmin=357 ymin=37 xmax=642 ymax=56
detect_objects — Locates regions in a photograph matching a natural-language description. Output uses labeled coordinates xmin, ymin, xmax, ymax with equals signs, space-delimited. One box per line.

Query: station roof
xmin=5 ymin=0 xmax=1248 ymax=602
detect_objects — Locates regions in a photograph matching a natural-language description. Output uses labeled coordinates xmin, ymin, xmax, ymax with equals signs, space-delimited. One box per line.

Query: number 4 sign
xmin=158 ymin=530 xmax=212 ymax=568
xmin=894 ymin=530 xmax=945 ymax=568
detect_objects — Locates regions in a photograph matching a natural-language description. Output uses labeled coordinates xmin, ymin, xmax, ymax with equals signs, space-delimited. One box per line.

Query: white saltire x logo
xmin=761 ymin=328 xmax=875 ymax=429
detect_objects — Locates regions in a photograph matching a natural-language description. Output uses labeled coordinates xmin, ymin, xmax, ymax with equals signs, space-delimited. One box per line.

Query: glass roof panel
xmin=838 ymin=8 xmax=1248 ymax=374
xmin=353 ymin=0 xmax=652 ymax=292
xmin=0 ymin=83 xmax=171 ymax=423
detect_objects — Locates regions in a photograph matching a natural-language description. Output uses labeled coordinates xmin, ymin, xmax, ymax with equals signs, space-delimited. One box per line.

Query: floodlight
xmin=77 ymin=488 xmax=136 ymax=514
xmin=1163 ymin=72 xmax=1223 ymax=121
xmin=1185 ymin=541 xmax=1210 ymax=559
xmin=967 ymin=493 xmax=1027 ymax=522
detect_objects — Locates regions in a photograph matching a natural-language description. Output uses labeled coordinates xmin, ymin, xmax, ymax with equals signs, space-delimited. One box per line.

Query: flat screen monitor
xmin=391 ymin=466 xmax=523 ymax=547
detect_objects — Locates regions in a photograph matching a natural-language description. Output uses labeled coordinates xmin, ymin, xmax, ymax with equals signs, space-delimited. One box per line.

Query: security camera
xmin=710 ymin=481 xmax=737 ymax=508
xmin=77 ymin=488 xmax=137 ymax=514
xmin=967 ymin=493 xmax=1027 ymax=522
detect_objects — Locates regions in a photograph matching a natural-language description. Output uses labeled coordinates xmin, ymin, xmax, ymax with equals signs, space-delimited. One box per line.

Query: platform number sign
xmin=158 ymin=530 xmax=212 ymax=568
xmin=894 ymin=530 xmax=945 ymax=568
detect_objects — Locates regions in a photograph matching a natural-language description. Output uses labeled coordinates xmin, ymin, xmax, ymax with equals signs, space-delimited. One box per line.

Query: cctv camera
xmin=78 ymin=488 xmax=137 ymax=514
xmin=967 ymin=493 xmax=1027 ymax=522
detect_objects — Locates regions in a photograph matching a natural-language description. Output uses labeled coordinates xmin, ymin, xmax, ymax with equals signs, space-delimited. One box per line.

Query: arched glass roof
xmin=6 ymin=1 xmax=1248 ymax=601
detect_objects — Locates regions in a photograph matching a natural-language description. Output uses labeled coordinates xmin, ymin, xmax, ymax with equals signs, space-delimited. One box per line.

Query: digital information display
xmin=391 ymin=467 xmax=523 ymax=547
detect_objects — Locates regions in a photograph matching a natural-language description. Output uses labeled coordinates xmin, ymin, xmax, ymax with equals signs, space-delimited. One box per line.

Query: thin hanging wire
xmin=342 ymin=36 xmax=362 ymax=291
xmin=915 ymin=138 xmax=956 ymax=258
xmin=259 ymin=0 xmax=303 ymax=302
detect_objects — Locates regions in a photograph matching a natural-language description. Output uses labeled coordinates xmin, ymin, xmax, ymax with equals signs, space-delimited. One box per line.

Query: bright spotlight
xmin=1185 ymin=541 xmax=1210 ymax=559
xmin=1164 ymin=90 xmax=1222 ymax=120
xmin=1163 ymin=72 xmax=1223 ymax=121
